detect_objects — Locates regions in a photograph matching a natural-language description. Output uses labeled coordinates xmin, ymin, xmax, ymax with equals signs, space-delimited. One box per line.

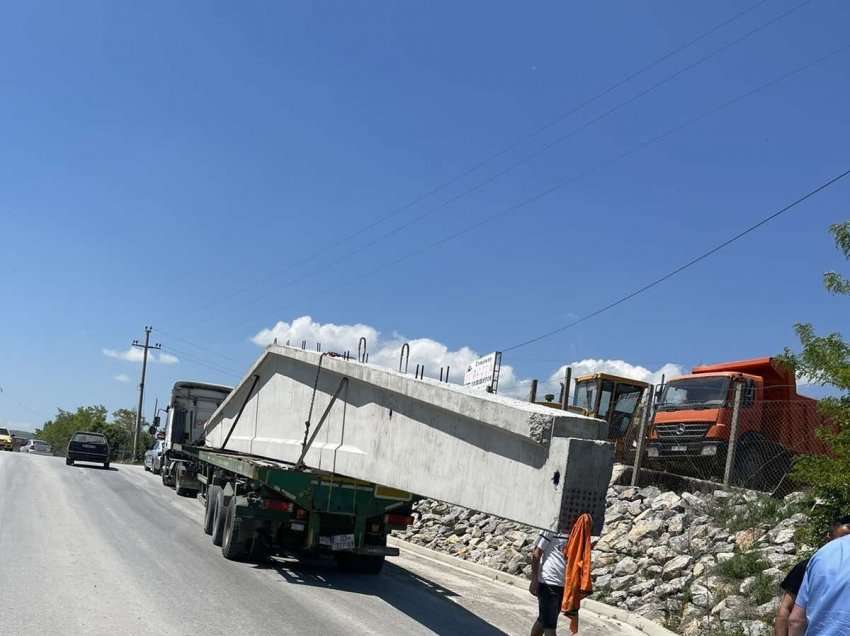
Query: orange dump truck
xmin=646 ymin=356 xmax=828 ymax=489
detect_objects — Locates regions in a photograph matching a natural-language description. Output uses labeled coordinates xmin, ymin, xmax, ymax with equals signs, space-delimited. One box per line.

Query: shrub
xmin=714 ymin=551 xmax=769 ymax=580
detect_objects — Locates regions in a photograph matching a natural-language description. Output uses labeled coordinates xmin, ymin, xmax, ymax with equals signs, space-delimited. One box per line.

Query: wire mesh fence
xmin=631 ymin=384 xmax=831 ymax=494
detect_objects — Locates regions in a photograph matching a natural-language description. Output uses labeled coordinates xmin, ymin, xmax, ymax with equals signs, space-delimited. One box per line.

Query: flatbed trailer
xmin=167 ymin=443 xmax=414 ymax=573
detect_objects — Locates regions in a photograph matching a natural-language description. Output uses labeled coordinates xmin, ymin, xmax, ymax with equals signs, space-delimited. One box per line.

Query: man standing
xmin=788 ymin=532 xmax=850 ymax=635
xmin=529 ymin=530 xmax=567 ymax=636
xmin=774 ymin=515 xmax=850 ymax=635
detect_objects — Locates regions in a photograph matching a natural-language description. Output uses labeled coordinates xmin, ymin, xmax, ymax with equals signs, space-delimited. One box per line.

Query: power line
xmin=153 ymin=328 xmax=244 ymax=365
xmin=180 ymin=0 xmax=782 ymax=325
xmin=258 ymin=42 xmax=850 ymax=319
xmin=161 ymin=40 xmax=849 ymax=376
xmin=502 ymin=168 xmax=850 ymax=353
xmin=158 ymin=346 xmax=244 ymax=380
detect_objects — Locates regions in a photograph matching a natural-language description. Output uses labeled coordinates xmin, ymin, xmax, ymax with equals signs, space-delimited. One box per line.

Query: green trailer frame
xmin=170 ymin=444 xmax=416 ymax=570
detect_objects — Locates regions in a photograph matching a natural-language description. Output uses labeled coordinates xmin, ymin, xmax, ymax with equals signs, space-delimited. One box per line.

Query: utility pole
xmin=132 ymin=326 xmax=161 ymax=461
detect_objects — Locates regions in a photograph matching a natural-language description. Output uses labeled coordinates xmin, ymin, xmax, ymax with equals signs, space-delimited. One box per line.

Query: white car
xmin=21 ymin=439 xmax=52 ymax=455
xmin=144 ymin=439 xmax=166 ymax=474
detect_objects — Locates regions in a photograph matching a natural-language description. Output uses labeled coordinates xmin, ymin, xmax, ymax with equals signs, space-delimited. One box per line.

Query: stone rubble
xmin=393 ymin=486 xmax=811 ymax=634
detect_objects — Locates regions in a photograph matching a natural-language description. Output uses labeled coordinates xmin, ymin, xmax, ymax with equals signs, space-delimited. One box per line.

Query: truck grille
xmin=655 ymin=423 xmax=711 ymax=442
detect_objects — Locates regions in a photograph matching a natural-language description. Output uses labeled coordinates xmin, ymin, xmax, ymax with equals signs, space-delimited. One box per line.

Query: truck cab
xmin=160 ymin=381 xmax=232 ymax=492
xmin=647 ymin=371 xmax=761 ymax=462
xmin=163 ymin=381 xmax=233 ymax=450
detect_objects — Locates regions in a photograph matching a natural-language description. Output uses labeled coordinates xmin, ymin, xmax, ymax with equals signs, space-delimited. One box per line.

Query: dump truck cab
xmin=647 ymin=370 xmax=761 ymax=461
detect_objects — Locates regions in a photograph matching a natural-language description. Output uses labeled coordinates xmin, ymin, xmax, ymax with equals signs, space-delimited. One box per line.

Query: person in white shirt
xmin=529 ymin=530 xmax=567 ymax=636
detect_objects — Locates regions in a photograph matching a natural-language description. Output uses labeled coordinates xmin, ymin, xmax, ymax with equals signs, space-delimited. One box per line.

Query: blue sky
xmin=1 ymin=0 xmax=848 ymax=431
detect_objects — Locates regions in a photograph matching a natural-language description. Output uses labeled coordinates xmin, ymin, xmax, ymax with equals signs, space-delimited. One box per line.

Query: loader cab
xmin=570 ymin=373 xmax=649 ymax=440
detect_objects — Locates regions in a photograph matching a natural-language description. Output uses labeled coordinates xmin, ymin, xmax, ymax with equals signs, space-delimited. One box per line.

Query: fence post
xmin=723 ymin=381 xmax=744 ymax=486
xmin=630 ymin=385 xmax=654 ymax=487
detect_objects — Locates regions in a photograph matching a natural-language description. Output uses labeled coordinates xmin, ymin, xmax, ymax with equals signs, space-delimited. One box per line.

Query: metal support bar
xmin=399 ymin=343 xmax=410 ymax=373
xmin=723 ymin=381 xmax=744 ymax=486
xmin=630 ymin=384 xmax=654 ymax=487
xmin=296 ymin=376 xmax=349 ymax=468
xmin=302 ymin=353 xmax=330 ymax=451
xmin=528 ymin=379 xmax=538 ymax=403
xmin=561 ymin=367 xmax=572 ymax=410
xmin=221 ymin=374 xmax=261 ymax=450
xmin=358 ymin=337 xmax=367 ymax=363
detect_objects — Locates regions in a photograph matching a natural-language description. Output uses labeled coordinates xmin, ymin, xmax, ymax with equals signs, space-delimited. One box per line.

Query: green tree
xmin=781 ymin=221 xmax=850 ymax=543
xmin=35 ymin=405 xmax=153 ymax=461
xmin=111 ymin=408 xmax=137 ymax=435
xmin=36 ymin=405 xmax=108 ymax=454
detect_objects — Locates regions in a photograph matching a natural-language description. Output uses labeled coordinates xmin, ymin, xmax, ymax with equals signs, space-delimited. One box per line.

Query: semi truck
xmin=645 ymin=356 xmax=828 ymax=490
xmin=156 ymin=343 xmax=615 ymax=573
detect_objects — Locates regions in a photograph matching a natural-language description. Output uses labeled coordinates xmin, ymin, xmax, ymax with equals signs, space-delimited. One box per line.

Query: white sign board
xmin=464 ymin=352 xmax=500 ymax=391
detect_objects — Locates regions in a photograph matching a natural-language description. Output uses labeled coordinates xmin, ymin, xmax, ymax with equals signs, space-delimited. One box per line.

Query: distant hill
xmin=11 ymin=430 xmax=35 ymax=440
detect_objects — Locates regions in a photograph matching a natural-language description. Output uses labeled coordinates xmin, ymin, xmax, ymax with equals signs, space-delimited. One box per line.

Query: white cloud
xmin=114 ymin=374 xmax=131 ymax=383
xmin=539 ymin=359 xmax=685 ymax=401
xmin=795 ymin=372 xmax=816 ymax=388
xmin=251 ymin=316 xmax=682 ymax=402
xmin=102 ymin=347 xmax=179 ymax=365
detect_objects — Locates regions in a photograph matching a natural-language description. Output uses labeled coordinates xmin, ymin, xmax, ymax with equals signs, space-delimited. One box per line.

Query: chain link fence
xmin=630 ymin=382 xmax=830 ymax=494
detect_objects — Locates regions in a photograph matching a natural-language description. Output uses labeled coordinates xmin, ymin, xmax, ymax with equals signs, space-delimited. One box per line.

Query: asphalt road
xmin=0 ymin=452 xmax=642 ymax=635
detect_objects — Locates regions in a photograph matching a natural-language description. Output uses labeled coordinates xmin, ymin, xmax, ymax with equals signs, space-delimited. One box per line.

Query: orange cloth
xmin=561 ymin=513 xmax=593 ymax=634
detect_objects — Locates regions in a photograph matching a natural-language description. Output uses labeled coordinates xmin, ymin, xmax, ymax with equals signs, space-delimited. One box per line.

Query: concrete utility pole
xmin=132 ymin=326 xmax=161 ymax=461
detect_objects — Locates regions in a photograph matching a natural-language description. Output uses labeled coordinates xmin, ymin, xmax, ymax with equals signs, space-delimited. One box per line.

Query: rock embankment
xmin=393 ymin=486 xmax=810 ymax=635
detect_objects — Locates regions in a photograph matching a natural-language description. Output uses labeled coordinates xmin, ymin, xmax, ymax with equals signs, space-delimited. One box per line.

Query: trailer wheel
xmin=221 ymin=497 xmax=249 ymax=561
xmin=211 ymin=487 xmax=227 ymax=547
xmin=162 ymin=463 xmax=175 ymax=489
xmin=335 ymin=553 xmax=385 ymax=575
xmin=175 ymin=466 xmax=189 ymax=496
xmin=204 ymin=485 xmax=221 ymax=535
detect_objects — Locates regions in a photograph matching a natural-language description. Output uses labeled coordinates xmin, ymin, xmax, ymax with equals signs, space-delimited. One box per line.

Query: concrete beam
xmin=204 ymin=346 xmax=614 ymax=532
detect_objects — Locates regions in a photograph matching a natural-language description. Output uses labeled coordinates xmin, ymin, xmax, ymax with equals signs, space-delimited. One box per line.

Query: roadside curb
xmin=388 ymin=537 xmax=677 ymax=636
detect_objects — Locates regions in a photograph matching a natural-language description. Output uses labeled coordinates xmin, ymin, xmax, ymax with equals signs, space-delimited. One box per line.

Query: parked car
xmin=66 ymin=431 xmax=110 ymax=468
xmin=144 ymin=439 xmax=166 ymax=474
xmin=0 ymin=427 xmax=13 ymax=452
xmin=22 ymin=439 xmax=52 ymax=455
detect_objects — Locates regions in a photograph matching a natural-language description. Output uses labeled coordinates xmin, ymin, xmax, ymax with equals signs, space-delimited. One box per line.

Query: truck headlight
xmin=701 ymin=445 xmax=718 ymax=456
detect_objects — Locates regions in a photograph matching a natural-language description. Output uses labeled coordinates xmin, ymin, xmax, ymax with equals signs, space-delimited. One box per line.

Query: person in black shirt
xmin=774 ymin=514 xmax=850 ymax=635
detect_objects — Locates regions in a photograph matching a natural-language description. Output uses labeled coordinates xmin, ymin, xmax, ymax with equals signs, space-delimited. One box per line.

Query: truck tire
xmin=204 ymin=485 xmax=221 ymax=535
xmin=336 ymin=553 xmax=385 ymax=575
xmin=731 ymin=442 xmax=762 ymax=489
xmin=66 ymin=457 xmax=74 ymax=466
xmin=212 ymin=487 xmax=227 ymax=547
xmin=759 ymin=444 xmax=792 ymax=494
xmin=221 ymin=497 xmax=249 ymax=561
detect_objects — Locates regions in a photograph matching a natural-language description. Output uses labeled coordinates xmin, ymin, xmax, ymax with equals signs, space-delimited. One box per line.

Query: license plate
xmin=332 ymin=534 xmax=355 ymax=551
xmin=83 ymin=444 xmax=96 ymax=449
xmin=671 ymin=445 xmax=688 ymax=452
